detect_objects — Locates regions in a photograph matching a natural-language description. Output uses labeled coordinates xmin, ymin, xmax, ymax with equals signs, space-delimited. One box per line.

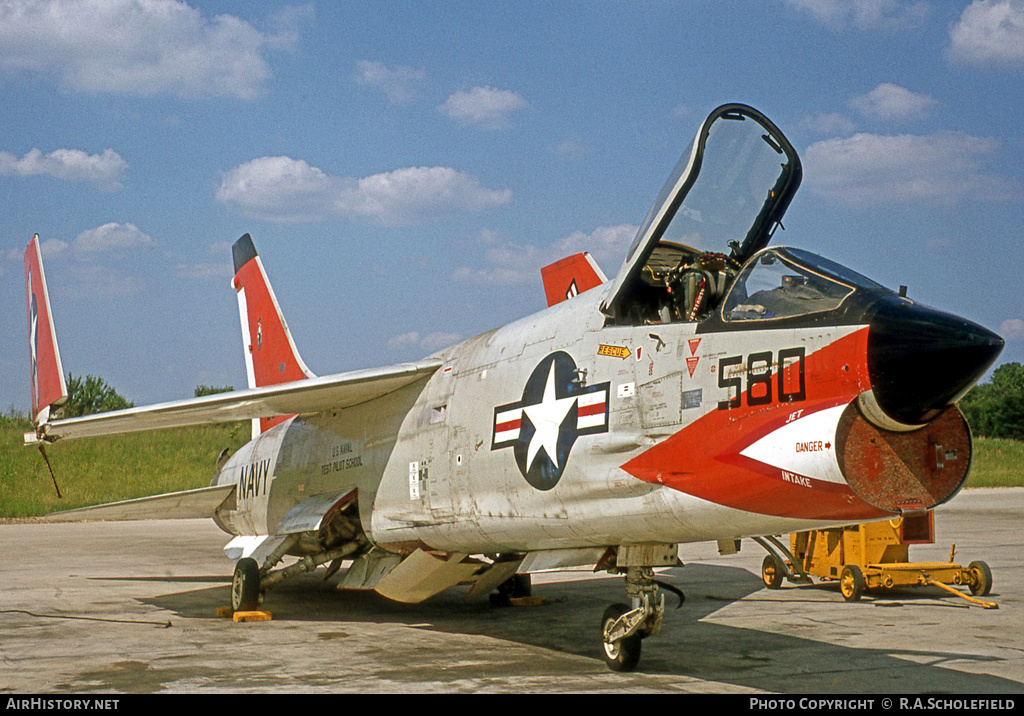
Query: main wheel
xmin=761 ymin=554 xmax=784 ymax=589
xmin=968 ymin=561 xmax=993 ymax=596
xmin=840 ymin=565 xmax=865 ymax=602
xmin=490 ymin=573 xmax=532 ymax=607
xmin=231 ymin=557 xmax=261 ymax=612
xmin=601 ymin=603 xmax=642 ymax=672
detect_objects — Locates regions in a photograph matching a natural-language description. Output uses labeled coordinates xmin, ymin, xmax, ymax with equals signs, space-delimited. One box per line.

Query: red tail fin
xmin=540 ymin=252 xmax=607 ymax=307
xmin=24 ymin=234 xmax=68 ymax=426
xmin=232 ymin=234 xmax=314 ymax=435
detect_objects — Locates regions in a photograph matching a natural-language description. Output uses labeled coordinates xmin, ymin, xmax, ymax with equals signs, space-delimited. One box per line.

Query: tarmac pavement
xmin=1 ymin=488 xmax=1022 ymax=694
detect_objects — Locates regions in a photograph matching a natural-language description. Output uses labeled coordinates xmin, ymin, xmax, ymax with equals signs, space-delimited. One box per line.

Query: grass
xmin=0 ymin=416 xmax=249 ymax=519
xmin=967 ymin=437 xmax=1024 ymax=488
xmin=1 ymin=416 xmax=1021 ymax=519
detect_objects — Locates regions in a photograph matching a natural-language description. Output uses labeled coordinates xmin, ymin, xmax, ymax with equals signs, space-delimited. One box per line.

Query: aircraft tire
xmin=232 ymin=557 xmax=261 ymax=612
xmin=840 ymin=565 xmax=865 ymax=602
xmin=761 ymin=554 xmax=784 ymax=589
xmin=601 ymin=603 xmax=642 ymax=672
xmin=490 ymin=573 xmax=532 ymax=607
xmin=968 ymin=561 xmax=993 ymax=596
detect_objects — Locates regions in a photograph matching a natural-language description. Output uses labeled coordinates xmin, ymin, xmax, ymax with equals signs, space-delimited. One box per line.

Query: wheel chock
xmin=232 ymin=610 xmax=273 ymax=622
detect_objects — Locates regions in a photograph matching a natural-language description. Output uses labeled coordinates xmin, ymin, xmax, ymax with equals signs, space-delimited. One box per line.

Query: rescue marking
xmin=598 ymin=344 xmax=631 ymax=359
xmin=492 ymin=352 xmax=610 ymax=491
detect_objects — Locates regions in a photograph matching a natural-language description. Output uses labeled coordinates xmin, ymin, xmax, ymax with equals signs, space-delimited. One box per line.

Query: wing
xmin=29 ymin=359 xmax=442 ymax=443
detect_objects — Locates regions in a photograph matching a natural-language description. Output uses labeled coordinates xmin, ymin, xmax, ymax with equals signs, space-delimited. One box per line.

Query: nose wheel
xmin=599 ymin=566 xmax=667 ymax=672
xmin=601 ymin=603 xmax=643 ymax=671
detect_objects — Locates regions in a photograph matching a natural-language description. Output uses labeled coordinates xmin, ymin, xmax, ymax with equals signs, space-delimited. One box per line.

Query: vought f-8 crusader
xmin=24 ymin=104 xmax=1003 ymax=671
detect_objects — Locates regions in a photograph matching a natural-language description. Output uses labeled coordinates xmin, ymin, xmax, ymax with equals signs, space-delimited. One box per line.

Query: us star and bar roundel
xmin=492 ymin=351 xmax=610 ymax=490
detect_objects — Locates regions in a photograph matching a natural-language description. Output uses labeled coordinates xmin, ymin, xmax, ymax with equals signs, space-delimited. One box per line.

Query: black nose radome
xmin=867 ymin=297 xmax=1003 ymax=426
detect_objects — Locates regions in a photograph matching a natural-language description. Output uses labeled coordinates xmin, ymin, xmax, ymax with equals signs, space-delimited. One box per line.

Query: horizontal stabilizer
xmin=41 ymin=484 xmax=235 ymax=522
xmin=32 ymin=359 xmax=443 ymax=442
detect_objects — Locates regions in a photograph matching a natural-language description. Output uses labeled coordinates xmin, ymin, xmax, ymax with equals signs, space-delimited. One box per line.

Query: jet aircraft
xmin=23 ymin=104 xmax=1003 ymax=671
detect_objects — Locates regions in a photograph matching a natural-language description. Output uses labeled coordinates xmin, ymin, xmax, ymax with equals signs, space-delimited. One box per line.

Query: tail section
xmin=540 ymin=252 xmax=607 ymax=307
xmin=232 ymin=234 xmax=314 ymax=436
xmin=24 ymin=234 xmax=68 ymax=428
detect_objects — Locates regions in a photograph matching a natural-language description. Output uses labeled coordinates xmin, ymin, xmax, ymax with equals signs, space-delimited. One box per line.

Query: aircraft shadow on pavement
xmin=134 ymin=561 xmax=1019 ymax=693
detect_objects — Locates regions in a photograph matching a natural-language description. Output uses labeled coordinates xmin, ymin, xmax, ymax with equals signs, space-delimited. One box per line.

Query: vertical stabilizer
xmin=540 ymin=252 xmax=608 ymax=307
xmin=232 ymin=234 xmax=314 ymax=436
xmin=24 ymin=234 xmax=68 ymax=426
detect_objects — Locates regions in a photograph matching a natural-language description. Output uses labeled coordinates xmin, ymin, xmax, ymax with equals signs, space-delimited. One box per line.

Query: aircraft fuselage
xmin=211 ymin=277 xmax=977 ymax=559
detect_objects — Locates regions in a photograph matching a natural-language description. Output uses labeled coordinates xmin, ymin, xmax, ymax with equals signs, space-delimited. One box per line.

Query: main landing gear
xmin=229 ymin=533 xmax=365 ymax=614
xmin=231 ymin=557 xmax=262 ymax=612
xmin=599 ymin=545 xmax=684 ymax=672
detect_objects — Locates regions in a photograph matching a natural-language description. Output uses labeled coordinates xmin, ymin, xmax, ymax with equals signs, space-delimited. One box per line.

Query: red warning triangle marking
xmin=686 ymin=356 xmax=699 ymax=377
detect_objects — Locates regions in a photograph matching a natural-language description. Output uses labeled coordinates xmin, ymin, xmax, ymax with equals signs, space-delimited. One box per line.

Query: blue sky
xmin=2 ymin=0 xmax=1023 ymax=412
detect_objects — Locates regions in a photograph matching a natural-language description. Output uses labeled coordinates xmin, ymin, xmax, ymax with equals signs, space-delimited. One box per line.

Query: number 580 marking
xmin=717 ymin=347 xmax=806 ymax=410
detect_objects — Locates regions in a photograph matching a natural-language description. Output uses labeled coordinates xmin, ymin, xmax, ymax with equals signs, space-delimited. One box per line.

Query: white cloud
xmin=0 ymin=147 xmax=127 ymax=190
xmin=780 ymin=0 xmax=930 ymax=30
xmin=22 ymin=223 xmax=155 ymax=298
xmin=0 ymin=0 xmax=291 ymax=99
xmin=452 ymin=224 xmax=635 ymax=286
xmin=74 ymin=222 xmax=154 ymax=252
xmin=850 ymin=83 xmax=937 ymax=120
xmin=803 ymin=131 xmax=1018 ymax=206
xmin=948 ymin=0 xmax=1024 ymax=67
xmin=19 ymin=223 xmax=155 ymax=260
xmin=439 ymin=86 xmax=529 ymax=129
xmin=354 ymin=60 xmax=425 ymax=104
xmin=803 ymin=112 xmax=858 ymax=135
xmin=216 ymin=156 xmax=512 ymax=226
xmin=387 ymin=331 xmax=463 ymax=352
xmin=174 ymin=261 xmax=232 ymax=281
xmin=1000 ymin=318 xmax=1024 ymax=340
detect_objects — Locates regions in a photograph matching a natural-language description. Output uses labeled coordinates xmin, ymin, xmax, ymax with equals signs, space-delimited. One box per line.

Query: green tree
xmin=194 ymin=385 xmax=235 ymax=397
xmin=960 ymin=362 xmax=1024 ymax=440
xmin=62 ymin=374 xmax=134 ymax=418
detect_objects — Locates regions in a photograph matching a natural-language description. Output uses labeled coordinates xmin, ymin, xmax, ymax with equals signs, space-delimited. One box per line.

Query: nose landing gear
xmin=599 ymin=544 xmax=682 ymax=672
xmin=600 ymin=566 xmax=665 ymax=671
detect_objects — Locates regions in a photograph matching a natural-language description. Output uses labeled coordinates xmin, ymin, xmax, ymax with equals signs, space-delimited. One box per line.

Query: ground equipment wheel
xmin=232 ymin=557 xmax=261 ymax=612
xmin=840 ymin=564 xmax=865 ymax=602
xmin=761 ymin=554 xmax=784 ymax=589
xmin=601 ymin=603 xmax=642 ymax=672
xmin=968 ymin=561 xmax=993 ymax=596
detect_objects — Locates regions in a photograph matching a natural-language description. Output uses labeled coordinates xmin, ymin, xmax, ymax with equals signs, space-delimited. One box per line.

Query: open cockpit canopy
xmin=602 ymin=104 xmax=802 ymax=325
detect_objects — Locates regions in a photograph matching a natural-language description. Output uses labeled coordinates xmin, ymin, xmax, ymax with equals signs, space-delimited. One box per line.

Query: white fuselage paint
xmin=212 ymin=287 xmax=869 ymax=556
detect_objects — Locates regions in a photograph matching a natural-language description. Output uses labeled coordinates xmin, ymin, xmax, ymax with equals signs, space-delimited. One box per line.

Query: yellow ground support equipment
xmin=754 ymin=512 xmax=996 ymax=608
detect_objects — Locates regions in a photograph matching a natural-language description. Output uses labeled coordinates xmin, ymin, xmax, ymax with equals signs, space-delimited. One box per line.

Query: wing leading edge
xmin=28 ymin=359 xmax=443 ymax=443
